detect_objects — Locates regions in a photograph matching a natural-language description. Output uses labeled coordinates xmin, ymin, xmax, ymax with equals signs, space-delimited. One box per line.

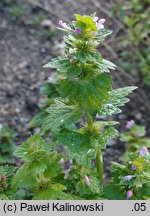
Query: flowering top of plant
xmin=2 ymin=13 xmax=138 ymax=200
xmin=38 ymin=13 xmax=136 ymax=195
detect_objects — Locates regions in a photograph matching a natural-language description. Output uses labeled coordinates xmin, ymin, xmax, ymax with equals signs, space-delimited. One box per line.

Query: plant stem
xmin=86 ymin=113 xmax=103 ymax=187
xmin=96 ymin=147 xmax=103 ymax=188
xmin=86 ymin=112 xmax=93 ymax=128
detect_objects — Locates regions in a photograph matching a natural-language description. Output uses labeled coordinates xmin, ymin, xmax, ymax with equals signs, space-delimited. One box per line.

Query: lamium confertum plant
xmin=1 ymin=13 xmax=144 ymax=200
xmin=104 ymin=146 xmax=150 ymax=200
xmin=120 ymin=120 xmax=150 ymax=162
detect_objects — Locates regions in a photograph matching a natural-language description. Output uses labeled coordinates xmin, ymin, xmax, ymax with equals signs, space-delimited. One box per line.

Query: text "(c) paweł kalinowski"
xmin=20 ymin=202 xmax=104 ymax=212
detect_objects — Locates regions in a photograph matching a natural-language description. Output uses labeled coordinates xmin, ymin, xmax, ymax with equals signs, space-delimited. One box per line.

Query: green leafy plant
xmin=8 ymin=4 xmax=27 ymax=20
xmin=120 ymin=120 xmax=150 ymax=161
xmin=112 ymin=0 xmax=150 ymax=85
xmin=0 ymin=125 xmax=17 ymax=164
xmin=25 ymin=13 xmax=46 ymax=27
xmin=104 ymin=147 xmax=150 ymax=200
xmin=2 ymin=13 xmax=148 ymax=200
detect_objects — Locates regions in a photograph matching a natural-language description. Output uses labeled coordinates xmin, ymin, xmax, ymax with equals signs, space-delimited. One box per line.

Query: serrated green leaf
xmin=103 ymin=183 xmax=125 ymax=200
xmin=12 ymin=151 xmax=62 ymax=191
xmin=0 ymin=165 xmax=16 ymax=180
xmin=33 ymin=183 xmax=66 ymax=200
xmin=94 ymin=30 xmax=113 ymax=42
xmin=66 ymin=65 xmax=82 ymax=77
xmin=43 ymin=57 xmax=69 ymax=70
xmin=138 ymin=184 xmax=150 ymax=198
xmin=99 ymin=86 xmax=137 ymax=116
xmin=102 ymin=59 xmax=116 ymax=70
xmin=76 ymin=176 xmax=101 ymax=195
xmin=41 ymin=98 xmax=82 ymax=133
xmin=110 ymin=162 xmax=128 ymax=182
xmin=14 ymin=134 xmax=50 ymax=161
xmin=12 ymin=164 xmax=37 ymax=190
xmin=40 ymin=82 xmax=60 ymax=98
xmin=56 ymin=129 xmax=89 ymax=154
xmin=98 ymin=121 xmax=119 ymax=127
xmin=29 ymin=111 xmax=48 ymax=128
xmin=44 ymin=57 xmax=82 ymax=78
xmin=60 ymin=74 xmax=112 ymax=113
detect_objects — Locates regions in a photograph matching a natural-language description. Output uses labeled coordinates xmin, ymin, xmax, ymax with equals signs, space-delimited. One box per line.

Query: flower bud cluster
xmin=125 ymin=120 xmax=135 ymax=129
xmin=93 ymin=17 xmax=105 ymax=30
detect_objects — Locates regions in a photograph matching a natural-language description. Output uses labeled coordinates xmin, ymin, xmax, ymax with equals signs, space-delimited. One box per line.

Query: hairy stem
xmin=86 ymin=112 xmax=103 ymax=187
xmin=86 ymin=112 xmax=93 ymax=128
xmin=96 ymin=148 xmax=103 ymax=188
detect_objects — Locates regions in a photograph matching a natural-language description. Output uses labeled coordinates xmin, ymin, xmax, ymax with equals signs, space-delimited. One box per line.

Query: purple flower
xmin=140 ymin=146 xmax=148 ymax=157
xmin=59 ymin=20 xmax=71 ymax=30
xmin=93 ymin=17 xmax=106 ymax=30
xmin=84 ymin=175 xmax=90 ymax=186
xmin=134 ymin=132 xmax=140 ymax=137
xmin=75 ymin=27 xmax=81 ymax=34
xmin=96 ymin=19 xmax=105 ymax=30
xmin=66 ymin=54 xmax=71 ymax=59
xmin=93 ymin=17 xmax=99 ymax=22
xmin=125 ymin=120 xmax=135 ymax=129
xmin=63 ymin=169 xmax=70 ymax=174
xmin=123 ymin=175 xmax=134 ymax=181
xmin=131 ymin=165 xmax=136 ymax=170
xmin=70 ymin=58 xmax=74 ymax=63
xmin=127 ymin=190 xmax=133 ymax=199
xmin=1 ymin=176 xmax=6 ymax=182
xmin=47 ymin=76 xmax=52 ymax=83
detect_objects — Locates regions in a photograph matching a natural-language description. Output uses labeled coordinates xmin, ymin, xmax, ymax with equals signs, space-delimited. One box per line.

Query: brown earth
xmin=0 ymin=0 xmax=150 ymax=180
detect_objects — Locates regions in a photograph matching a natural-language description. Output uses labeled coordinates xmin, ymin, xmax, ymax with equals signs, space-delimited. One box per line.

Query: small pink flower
xmin=70 ymin=58 xmax=74 ymax=63
xmin=125 ymin=120 xmax=135 ymax=129
xmin=59 ymin=20 xmax=71 ymax=30
xmin=127 ymin=190 xmax=133 ymax=199
xmin=47 ymin=77 xmax=52 ymax=82
xmin=66 ymin=54 xmax=71 ymax=59
xmin=131 ymin=165 xmax=136 ymax=170
xmin=84 ymin=175 xmax=90 ymax=186
xmin=75 ymin=27 xmax=81 ymax=34
xmin=93 ymin=17 xmax=106 ymax=30
xmin=140 ymin=146 xmax=148 ymax=157
xmin=123 ymin=175 xmax=134 ymax=181
xmin=98 ymin=19 xmax=105 ymax=25
xmin=63 ymin=169 xmax=70 ymax=174
xmin=134 ymin=132 xmax=140 ymax=137
xmin=93 ymin=17 xmax=99 ymax=22
xmin=96 ymin=19 xmax=105 ymax=30
xmin=1 ymin=176 xmax=6 ymax=182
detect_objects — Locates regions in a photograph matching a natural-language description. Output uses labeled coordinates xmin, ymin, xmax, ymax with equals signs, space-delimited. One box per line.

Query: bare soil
xmin=0 ymin=0 xmax=150 ymax=180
